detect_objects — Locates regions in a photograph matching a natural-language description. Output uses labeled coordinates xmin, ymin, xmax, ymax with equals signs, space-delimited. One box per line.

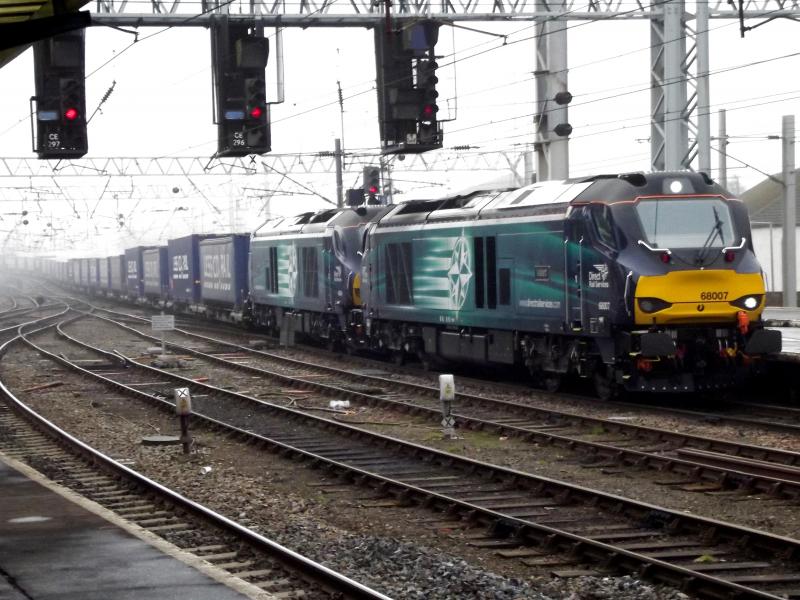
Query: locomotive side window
xmin=385 ymin=242 xmax=413 ymax=305
xmin=267 ymin=247 xmax=278 ymax=294
xmin=486 ymin=237 xmax=497 ymax=309
xmin=474 ymin=238 xmax=485 ymax=309
xmin=301 ymin=247 xmax=319 ymax=298
xmin=473 ymin=236 xmax=498 ymax=309
xmin=591 ymin=205 xmax=616 ymax=249
xmin=635 ymin=197 xmax=735 ymax=249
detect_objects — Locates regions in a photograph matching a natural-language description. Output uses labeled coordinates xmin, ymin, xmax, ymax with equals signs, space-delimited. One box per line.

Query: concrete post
xmin=783 ymin=115 xmax=796 ymax=307
xmin=718 ymin=109 xmax=727 ymax=189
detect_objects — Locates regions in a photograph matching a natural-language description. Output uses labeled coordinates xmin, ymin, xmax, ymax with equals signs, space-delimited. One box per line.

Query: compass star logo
xmin=286 ymin=245 xmax=298 ymax=296
xmin=448 ymin=236 xmax=472 ymax=310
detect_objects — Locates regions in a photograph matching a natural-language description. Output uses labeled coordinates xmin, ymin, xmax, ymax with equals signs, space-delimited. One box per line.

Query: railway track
xmin=71 ymin=306 xmax=800 ymax=502
xmin=82 ymin=299 xmax=800 ymax=435
xmin=0 ymin=315 xmax=392 ymax=600
xmin=19 ymin=308 xmax=800 ymax=599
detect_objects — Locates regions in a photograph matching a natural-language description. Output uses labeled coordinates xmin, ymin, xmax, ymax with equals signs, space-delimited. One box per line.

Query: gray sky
xmin=0 ymin=8 xmax=798 ymax=255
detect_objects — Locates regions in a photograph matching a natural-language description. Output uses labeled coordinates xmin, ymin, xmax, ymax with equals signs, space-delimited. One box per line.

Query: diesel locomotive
xmin=38 ymin=170 xmax=781 ymax=397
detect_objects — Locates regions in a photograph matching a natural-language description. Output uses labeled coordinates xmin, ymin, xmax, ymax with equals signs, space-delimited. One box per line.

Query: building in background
xmin=742 ymin=173 xmax=800 ymax=303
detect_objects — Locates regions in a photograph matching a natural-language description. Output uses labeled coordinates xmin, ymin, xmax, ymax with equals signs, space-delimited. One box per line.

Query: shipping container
xmin=124 ymin=246 xmax=152 ymax=298
xmin=198 ymin=235 xmax=250 ymax=308
xmin=70 ymin=258 xmax=81 ymax=285
xmin=78 ymin=258 xmax=87 ymax=287
xmin=143 ymin=247 xmax=169 ymax=298
xmin=87 ymin=258 xmax=100 ymax=289
xmin=109 ymin=255 xmax=125 ymax=292
xmin=167 ymin=234 xmax=222 ymax=306
xmin=98 ymin=257 xmax=110 ymax=289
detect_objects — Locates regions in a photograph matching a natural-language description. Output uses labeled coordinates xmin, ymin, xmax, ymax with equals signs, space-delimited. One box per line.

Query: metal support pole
xmin=718 ymin=109 xmax=728 ymax=188
xmin=664 ymin=2 xmax=686 ymax=171
xmin=335 ymin=138 xmax=343 ymax=209
xmin=782 ymin=114 xmax=797 ymax=307
xmin=770 ymin=222 xmax=775 ymax=292
xmin=650 ymin=0 xmax=687 ymax=171
xmin=180 ymin=415 xmax=191 ymax=454
xmin=379 ymin=155 xmax=393 ymax=205
xmin=524 ymin=149 xmax=535 ymax=184
xmin=696 ymin=0 xmax=711 ymax=174
xmin=534 ymin=0 xmax=569 ymax=181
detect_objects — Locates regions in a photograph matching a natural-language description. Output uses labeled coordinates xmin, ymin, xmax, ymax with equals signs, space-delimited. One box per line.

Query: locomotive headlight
xmin=730 ymin=295 xmax=762 ymax=310
xmin=638 ymin=297 xmax=673 ymax=313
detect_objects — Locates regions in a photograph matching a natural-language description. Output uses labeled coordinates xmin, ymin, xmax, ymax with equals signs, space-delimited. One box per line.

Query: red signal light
xmin=422 ymin=104 xmax=436 ymax=118
xmin=64 ymin=107 xmax=78 ymax=121
xmin=249 ymin=106 xmax=263 ymax=119
xmin=368 ymin=185 xmax=378 ymax=195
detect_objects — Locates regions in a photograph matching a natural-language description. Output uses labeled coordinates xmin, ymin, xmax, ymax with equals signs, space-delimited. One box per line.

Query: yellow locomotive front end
xmin=595 ymin=176 xmax=781 ymax=393
xmin=634 ymin=269 xmax=766 ymax=326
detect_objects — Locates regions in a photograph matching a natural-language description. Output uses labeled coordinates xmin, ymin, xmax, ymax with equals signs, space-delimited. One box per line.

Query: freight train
xmin=22 ymin=171 xmax=781 ymax=397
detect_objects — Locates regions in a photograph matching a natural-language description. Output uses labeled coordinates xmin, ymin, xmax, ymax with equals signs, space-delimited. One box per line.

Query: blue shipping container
xmin=124 ymin=246 xmax=152 ymax=298
xmin=168 ymin=234 xmax=222 ymax=305
xmin=198 ymin=235 xmax=250 ymax=307
xmin=70 ymin=259 xmax=81 ymax=285
xmin=143 ymin=247 xmax=169 ymax=297
xmin=109 ymin=255 xmax=125 ymax=292
xmin=88 ymin=258 xmax=100 ymax=288
xmin=80 ymin=258 xmax=90 ymax=286
xmin=98 ymin=257 xmax=109 ymax=289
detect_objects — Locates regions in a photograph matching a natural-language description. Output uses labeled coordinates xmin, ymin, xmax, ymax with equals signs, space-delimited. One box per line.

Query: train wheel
xmin=592 ymin=363 xmax=623 ymax=400
xmin=542 ymin=373 xmax=561 ymax=393
xmin=593 ymin=371 xmax=616 ymax=401
xmin=417 ymin=351 xmax=433 ymax=371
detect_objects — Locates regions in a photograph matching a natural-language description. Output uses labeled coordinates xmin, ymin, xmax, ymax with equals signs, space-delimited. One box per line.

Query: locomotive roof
xmin=375 ymin=171 xmax=730 ymax=226
xmin=571 ymin=171 xmax=729 ymax=203
xmin=252 ymin=206 xmax=391 ymax=238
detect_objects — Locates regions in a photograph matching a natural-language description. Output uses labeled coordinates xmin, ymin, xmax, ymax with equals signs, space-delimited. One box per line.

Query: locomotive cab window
xmin=634 ymin=197 xmax=735 ymax=249
xmin=590 ymin=205 xmax=616 ymax=249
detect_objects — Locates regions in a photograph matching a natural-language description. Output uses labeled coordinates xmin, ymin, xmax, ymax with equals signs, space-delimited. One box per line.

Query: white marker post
xmin=151 ymin=312 xmax=175 ymax=358
xmin=439 ymin=374 xmax=456 ymax=439
xmin=174 ymin=387 xmax=192 ymax=454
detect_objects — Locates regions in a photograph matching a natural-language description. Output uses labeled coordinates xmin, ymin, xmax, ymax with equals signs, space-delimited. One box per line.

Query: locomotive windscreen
xmin=634 ymin=197 xmax=736 ymax=249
